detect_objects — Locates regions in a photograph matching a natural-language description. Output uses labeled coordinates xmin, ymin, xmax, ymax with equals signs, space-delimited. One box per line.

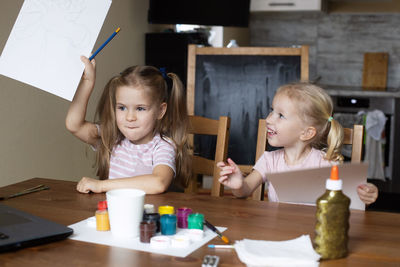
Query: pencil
xmin=208 ymin=244 xmax=234 ymax=249
xmin=204 ymin=219 xmax=230 ymax=244
xmin=89 ymin=27 xmax=120 ymax=61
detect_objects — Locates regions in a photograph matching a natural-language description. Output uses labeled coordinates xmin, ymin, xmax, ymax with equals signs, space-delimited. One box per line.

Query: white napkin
xmin=234 ymin=235 xmax=320 ymax=267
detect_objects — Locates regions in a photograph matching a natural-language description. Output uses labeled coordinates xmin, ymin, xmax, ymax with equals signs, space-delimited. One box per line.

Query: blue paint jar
xmin=160 ymin=214 xmax=177 ymax=235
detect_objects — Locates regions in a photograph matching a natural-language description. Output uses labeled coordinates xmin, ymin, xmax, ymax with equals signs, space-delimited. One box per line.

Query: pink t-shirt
xmin=108 ymin=134 xmax=176 ymax=179
xmin=253 ymin=147 xmax=332 ymax=202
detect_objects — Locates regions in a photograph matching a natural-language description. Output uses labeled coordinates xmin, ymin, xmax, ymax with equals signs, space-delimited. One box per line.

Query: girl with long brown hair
xmin=66 ymin=56 xmax=190 ymax=194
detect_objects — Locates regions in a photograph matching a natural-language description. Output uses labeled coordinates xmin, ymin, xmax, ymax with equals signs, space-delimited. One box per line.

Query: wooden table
xmin=1 ymin=178 xmax=400 ymax=266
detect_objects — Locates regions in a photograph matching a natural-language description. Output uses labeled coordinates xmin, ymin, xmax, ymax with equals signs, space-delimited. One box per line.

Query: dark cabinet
xmin=145 ymin=32 xmax=209 ymax=87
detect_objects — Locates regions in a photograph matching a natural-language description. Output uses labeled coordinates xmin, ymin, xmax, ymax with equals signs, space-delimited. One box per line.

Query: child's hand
xmin=77 ymin=177 xmax=103 ymax=193
xmin=80 ymin=55 xmax=96 ymax=84
xmin=357 ymin=183 xmax=378 ymax=205
xmin=217 ymin=158 xmax=244 ymax=190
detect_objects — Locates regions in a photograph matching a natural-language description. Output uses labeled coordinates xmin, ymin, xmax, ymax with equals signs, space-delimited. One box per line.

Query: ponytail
xmin=324 ymin=117 xmax=344 ymax=162
xmin=160 ymin=72 xmax=191 ymax=188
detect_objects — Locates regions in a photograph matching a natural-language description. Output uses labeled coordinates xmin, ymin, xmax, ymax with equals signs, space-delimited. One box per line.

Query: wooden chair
xmin=343 ymin=124 xmax=364 ymax=163
xmin=237 ymin=119 xmax=267 ymax=200
xmin=184 ymin=115 xmax=230 ymax=197
xmin=250 ymin=121 xmax=364 ymax=201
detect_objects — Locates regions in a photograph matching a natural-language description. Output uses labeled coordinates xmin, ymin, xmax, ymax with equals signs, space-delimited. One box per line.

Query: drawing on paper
xmin=0 ymin=0 xmax=112 ymax=101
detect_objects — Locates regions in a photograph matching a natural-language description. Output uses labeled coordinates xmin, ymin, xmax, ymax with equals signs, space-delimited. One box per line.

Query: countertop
xmin=319 ymin=85 xmax=400 ymax=98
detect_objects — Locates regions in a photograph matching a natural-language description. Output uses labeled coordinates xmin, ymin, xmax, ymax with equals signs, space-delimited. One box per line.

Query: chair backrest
xmin=185 ymin=115 xmax=230 ymax=197
xmin=237 ymin=119 xmax=267 ymax=200
xmin=250 ymin=121 xmax=364 ymax=201
xmin=343 ymin=124 xmax=364 ymax=163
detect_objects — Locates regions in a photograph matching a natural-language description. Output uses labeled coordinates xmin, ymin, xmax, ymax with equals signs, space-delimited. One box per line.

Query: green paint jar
xmin=187 ymin=213 xmax=204 ymax=230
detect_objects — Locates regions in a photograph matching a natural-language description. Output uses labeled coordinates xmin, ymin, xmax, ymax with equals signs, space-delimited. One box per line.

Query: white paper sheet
xmin=267 ymin=163 xmax=368 ymax=210
xmin=0 ymin=0 xmax=112 ymax=101
xmin=69 ymin=217 xmax=227 ymax=258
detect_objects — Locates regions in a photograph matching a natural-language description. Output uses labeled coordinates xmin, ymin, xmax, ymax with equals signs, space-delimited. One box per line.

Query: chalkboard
xmin=187 ymin=46 xmax=309 ymax=165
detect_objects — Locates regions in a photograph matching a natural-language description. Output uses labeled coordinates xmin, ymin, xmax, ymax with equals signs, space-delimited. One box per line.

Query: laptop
xmin=0 ymin=204 xmax=73 ymax=252
xmin=266 ymin=163 xmax=368 ymax=210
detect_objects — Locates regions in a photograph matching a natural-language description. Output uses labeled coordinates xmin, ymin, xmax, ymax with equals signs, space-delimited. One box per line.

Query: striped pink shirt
xmin=108 ymin=134 xmax=176 ymax=179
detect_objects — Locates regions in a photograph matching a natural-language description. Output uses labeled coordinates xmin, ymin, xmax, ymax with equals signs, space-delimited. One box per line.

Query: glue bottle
xmin=314 ymin=165 xmax=350 ymax=259
xmin=96 ymin=200 xmax=110 ymax=231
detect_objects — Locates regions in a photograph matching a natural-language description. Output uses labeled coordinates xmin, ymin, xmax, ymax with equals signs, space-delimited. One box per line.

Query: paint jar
xmin=177 ymin=207 xmax=192 ymax=228
xmin=140 ymin=221 xmax=156 ymax=243
xmin=160 ymin=214 xmax=177 ymax=235
xmin=158 ymin=205 xmax=174 ymax=216
xmin=188 ymin=213 xmax=204 ymax=230
xmin=143 ymin=212 xmax=161 ymax=233
xmin=95 ymin=200 xmax=110 ymax=231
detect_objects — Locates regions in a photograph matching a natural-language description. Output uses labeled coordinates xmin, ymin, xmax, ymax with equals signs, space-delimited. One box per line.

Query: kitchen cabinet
xmin=250 ymin=0 xmax=327 ymax=12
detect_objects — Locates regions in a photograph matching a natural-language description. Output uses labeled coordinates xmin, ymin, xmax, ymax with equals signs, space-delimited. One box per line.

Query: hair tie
xmin=328 ymin=116 xmax=333 ymax=122
xmin=159 ymin=67 xmax=167 ymax=79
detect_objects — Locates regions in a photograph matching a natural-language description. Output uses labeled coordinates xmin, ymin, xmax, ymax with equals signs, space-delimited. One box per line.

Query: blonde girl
xmin=217 ymin=82 xmax=378 ymax=205
xmin=66 ymin=56 xmax=190 ymax=194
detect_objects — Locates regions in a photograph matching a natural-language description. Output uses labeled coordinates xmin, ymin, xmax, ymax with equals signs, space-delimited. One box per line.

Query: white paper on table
xmin=0 ymin=0 xmax=112 ymax=101
xmin=68 ymin=217 xmax=227 ymax=258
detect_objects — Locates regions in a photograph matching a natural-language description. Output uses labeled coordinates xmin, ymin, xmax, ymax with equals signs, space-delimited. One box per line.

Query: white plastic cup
xmin=106 ymin=188 xmax=145 ymax=238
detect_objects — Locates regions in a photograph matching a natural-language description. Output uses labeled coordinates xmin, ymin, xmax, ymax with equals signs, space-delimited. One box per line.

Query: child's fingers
xmin=216 ymin=161 xmax=226 ymax=168
xmin=227 ymin=158 xmax=239 ymax=171
xmin=227 ymin=158 xmax=237 ymax=166
xmin=220 ymin=169 xmax=234 ymax=176
xmin=357 ymin=186 xmax=378 ymax=205
xmin=218 ymin=176 xmax=229 ymax=184
xmin=80 ymin=55 xmax=89 ymax=63
xmin=80 ymin=55 xmax=95 ymax=69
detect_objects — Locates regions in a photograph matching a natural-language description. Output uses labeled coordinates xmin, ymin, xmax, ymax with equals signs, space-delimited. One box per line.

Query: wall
xmin=249 ymin=11 xmax=400 ymax=89
xmin=0 ymin=0 xmax=155 ymax=187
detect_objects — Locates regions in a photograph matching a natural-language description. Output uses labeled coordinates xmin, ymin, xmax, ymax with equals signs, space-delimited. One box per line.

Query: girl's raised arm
xmin=65 ymin=56 xmax=99 ymax=146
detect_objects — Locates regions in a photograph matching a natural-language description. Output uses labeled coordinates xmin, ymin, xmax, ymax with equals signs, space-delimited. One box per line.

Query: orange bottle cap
xmin=98 ymin=200 xmax=108 ymax=210
xmin=330 ymin=165 xmax=339 ymax=180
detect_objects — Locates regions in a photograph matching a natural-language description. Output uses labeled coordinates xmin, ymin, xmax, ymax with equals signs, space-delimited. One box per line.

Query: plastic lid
xmin=158 ymin=205 xmax=174 ymax=215
xmin=97 ymin=200 xmax=107 ymax=210
xmin=144 ymin=203 xmax=155 ymax=214
xmin=150 ymin=236 xmax=170 ymax=249
xmin=187 ymin=229 xmax=204 ymax=241
xmin=326 ymin=165 xmax=342 ymax=190
xmin=171 ymin=235 xmax=191 ymax=248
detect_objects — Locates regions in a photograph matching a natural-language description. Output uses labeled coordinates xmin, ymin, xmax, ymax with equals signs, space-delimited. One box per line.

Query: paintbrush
xmin=0 ymin=184 xmax=49 ymax=200
xmin=204 ymin=219 xmax=230 ymax=244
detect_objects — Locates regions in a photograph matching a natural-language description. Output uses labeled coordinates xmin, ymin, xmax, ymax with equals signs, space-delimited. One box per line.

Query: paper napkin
xmin=234 ymin=235 xmax=320 ymax=267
